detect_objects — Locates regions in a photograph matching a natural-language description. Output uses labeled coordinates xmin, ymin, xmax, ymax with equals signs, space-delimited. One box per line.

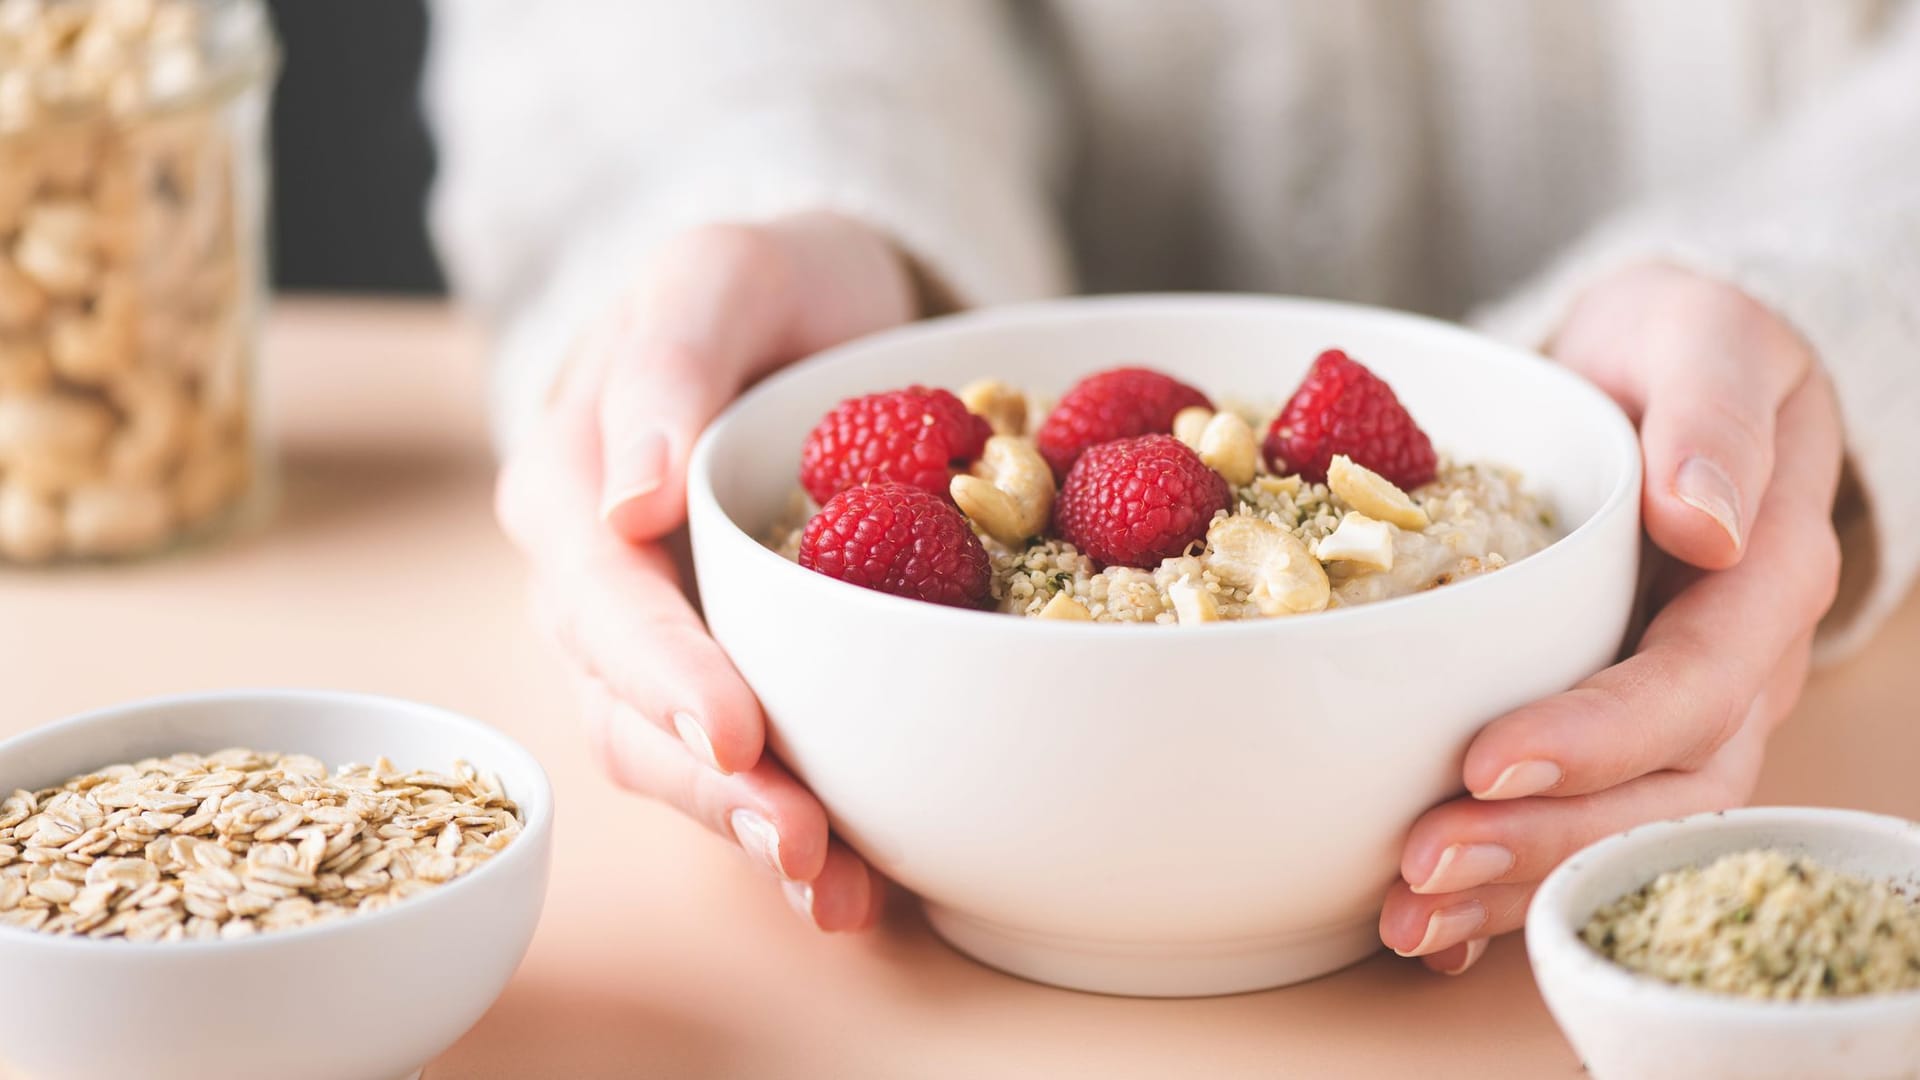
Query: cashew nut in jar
xmin=1204 ymin=515 xmax=1331 ymax=615
xmin=64 ymin=482 xmax=174 ymax=558
xmin=951 ymin=435 xmax=1055 ymax=545
xmin=0 ymin=394 xmax=116 ymax=464
xmin=0 ymin=484 xmax=63 ymax=563
xmin=959 ymin=378 xmax=1028 ymax=437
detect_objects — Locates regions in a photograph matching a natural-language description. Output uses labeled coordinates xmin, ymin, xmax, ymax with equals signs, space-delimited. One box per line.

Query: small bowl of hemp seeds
xmin=1527 ymin=807 xmax=1920 ymax=1080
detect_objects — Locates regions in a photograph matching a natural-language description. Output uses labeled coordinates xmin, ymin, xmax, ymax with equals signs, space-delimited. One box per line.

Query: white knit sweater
xmin=425 ymin=0 xmax=1920 ymax=654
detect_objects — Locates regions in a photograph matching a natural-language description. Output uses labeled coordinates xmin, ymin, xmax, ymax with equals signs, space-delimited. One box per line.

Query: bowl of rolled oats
xmin=1528 ymin=807 xmax=1920 ymax=1080
xmin=0 ymin=689 xmax=553 ymax=1080
xmin=687 ymin=293 xmax=1641 ymax=996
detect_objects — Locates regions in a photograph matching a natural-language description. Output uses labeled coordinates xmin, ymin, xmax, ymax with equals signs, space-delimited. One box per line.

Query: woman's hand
xmin=1381 ymin=264 xmax=1845 ymax=974
xmin=496 ymin=213 xmax=919 ymax=930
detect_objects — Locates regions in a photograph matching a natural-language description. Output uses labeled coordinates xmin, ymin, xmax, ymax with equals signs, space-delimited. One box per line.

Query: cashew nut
xmin=959 ymin=378 xmax=1028 ymax=437
xmin=0 ymin=484 xmax=62 ymax=563
xmin=1327 ymin=454 xmax=1430 ymax=530
xmin=13 ymin=200 xmax=99 ymax=298
xmin=106 ymin=370 xmax=189 ymax=482
xmin=1172 ymin=407 xmax=1259 ymax=487
xmin=1038 ymin=591 xmax=1092 ymax=621
xmin=1205 ymin=515 xmax=1330 ymax=615
xmin=1168 ymin=575 xmax=1220 ymax=624
xmin=64 ymin=482 xmax=173 ymax=558
xmin=0 ymin=339 xmax=51 ymax=396
xmin=0 ymin=254 xmax=48 ymax=332
xmin=950 ymin=434 xmax=1055 ymax=545
xmin=1197 ymin=412 xmax=1258 ymax=486
xmin=0 ymin=394 xmax=116 ymax=463
xmin=1313 ymin=511 xmax=1396 ymax=571
xmin=1172 ymin=405 xmax=1211 ymax=449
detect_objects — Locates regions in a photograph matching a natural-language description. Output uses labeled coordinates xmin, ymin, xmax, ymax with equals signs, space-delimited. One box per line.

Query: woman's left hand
xmin=1379 ymin=264 xmax=1845 ymax=974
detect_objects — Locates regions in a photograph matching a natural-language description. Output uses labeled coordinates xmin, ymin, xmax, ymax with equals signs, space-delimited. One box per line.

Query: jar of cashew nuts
xmin=0 ymin=0 xmax=275 ymax=563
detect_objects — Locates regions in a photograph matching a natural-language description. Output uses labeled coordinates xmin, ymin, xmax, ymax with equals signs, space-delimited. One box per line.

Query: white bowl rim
xmin=0 ymin=687 xmax=554 ymax=956
xmin=688 ymin=292 xmax=1643 ymax=635
xmin=1529 ymin=805 xmax=1920 ymax=1018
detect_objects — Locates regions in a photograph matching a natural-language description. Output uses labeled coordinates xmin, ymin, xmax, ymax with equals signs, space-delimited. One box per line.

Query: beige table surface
xmin=4 ymin=297 xmax=1918 ymax=1080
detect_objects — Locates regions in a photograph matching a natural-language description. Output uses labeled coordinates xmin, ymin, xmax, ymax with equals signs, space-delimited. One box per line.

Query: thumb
xmin=598 ymin=216 xmax=920 ymax=542
xmin=596 ymin=224 xmax=801 ymax=541
xmin=1633 ymin=291 xmax=1813 ymax=571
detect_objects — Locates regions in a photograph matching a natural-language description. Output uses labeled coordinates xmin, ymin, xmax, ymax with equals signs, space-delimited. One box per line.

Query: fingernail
xmin=673 ymin=711 xmax=729 ymax=774
xmin=782 ymin=879 xmax=817 ymax=927
xmin=599 ymin=428 xmax=671 ymax=522
xmin=1394 ymin=900 xmax=1487 ymax=958
xmin=1476 ymin=760 xmax=1562 ymax=801
xmin=729 ymin=808 xmax=787 ymax=879
xmin=1675 ymin=456 xmax=1742 ymax=551
xmin=1412 ymin=843 xmax=1515 ymax=895
xmin=1439 ymin=937 xmax=1489 ymax=976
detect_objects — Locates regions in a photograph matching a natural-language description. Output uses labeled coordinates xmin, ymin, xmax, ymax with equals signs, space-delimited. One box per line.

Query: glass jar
xmin=0 ymin=0 xmax=275 ymax=562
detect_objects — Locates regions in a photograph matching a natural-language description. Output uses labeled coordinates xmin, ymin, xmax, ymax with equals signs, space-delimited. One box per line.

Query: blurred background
xmin=266 ymin=0 xmax=439 ymax=294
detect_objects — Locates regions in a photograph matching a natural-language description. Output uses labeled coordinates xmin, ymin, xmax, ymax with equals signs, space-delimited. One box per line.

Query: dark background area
xmin=267 ymin=0 xmax=442 ymax=294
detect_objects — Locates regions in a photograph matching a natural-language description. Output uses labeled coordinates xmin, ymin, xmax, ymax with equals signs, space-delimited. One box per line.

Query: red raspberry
xmin=800 ymin=387 xmax=992 ymax=504
xmin=1036 ymin=367 xmax=1212 ymax=480
xmin=1263 ymin=349 xmax=1436 ymax=488
xmin=1054 ymin=434 xmax=1230 ymax=570
xmin=798 ymin=483 xmax=990 ymax=608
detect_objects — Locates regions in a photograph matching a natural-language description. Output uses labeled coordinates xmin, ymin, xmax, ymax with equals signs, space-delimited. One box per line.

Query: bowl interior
xmin=0 ymin=688 xmax=553 ymax=950
xmin=1545 ymin=808 xmax=1920 ymax=940
xmin=699 ymin=295 xmax=1638 ymax=551
xmin=0 ymin=691 xmax=550 ymax=814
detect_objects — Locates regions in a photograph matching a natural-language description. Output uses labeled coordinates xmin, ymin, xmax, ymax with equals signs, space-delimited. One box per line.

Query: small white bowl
xmin=1528 ymin=807 xmax=1920 ymax=1080
xmin=688 ymin=294 xmax=1642 ymax=996
xmin=0 ymin=690 xmax=553 ymax=1080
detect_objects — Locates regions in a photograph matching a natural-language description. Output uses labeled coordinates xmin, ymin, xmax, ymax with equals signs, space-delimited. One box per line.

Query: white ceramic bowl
xmin=1528 ymin=807 xmax=1920 ymax=1080
xmin=688 ymin=294 xmax=1641 ymax=996
xmin=0 ymin=690 xmax=553 ymax=1080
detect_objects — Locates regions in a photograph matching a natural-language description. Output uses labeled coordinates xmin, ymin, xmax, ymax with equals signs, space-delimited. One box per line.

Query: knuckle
xmin=1802 ymin=522 xmax=1843 ymax=617
xmin=670 ymin=222 xmax=788 ymax=285
xmin=1686 ymin=394 xmax=1773 ymax=471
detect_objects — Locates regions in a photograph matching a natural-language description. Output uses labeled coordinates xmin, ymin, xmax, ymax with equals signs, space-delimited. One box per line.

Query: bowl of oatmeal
xmin=1528 ymin=807 xmax=1920 ymax=1080
xmin=687 ymin=294 xmax=1641 ymax=996
xmin=0 ymin=690 xmax=554 ymax=1080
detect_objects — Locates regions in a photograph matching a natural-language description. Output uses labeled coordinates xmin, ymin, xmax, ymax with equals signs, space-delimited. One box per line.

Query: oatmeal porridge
xmin=771 ymin=350 xmax=1557 ymax=620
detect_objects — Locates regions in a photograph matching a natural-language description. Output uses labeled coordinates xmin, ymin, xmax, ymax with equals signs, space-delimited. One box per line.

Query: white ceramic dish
xmin=687 ymin=294 xmax=1642 ymax=996
xmin=0 ymin=690 xmax=554 ymax=1080
xmin=1528 ymin=806 xmax=1920 ymax=1080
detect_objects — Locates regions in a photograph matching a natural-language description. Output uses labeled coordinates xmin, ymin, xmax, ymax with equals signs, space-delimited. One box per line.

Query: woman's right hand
xmin=496 ymin=213 xmax=921 ymax=929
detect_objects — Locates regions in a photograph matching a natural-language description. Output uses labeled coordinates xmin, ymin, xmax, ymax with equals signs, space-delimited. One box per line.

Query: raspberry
xmin=1263 ymin=349 xmax=1436 ymax=489
xmin=1036 ymin=367 xmax=1211 ymax=480
xmin=797 ymin=483 xmax=990 ymax=608
xmin=1054 ymin=434 xmax=1230 ymax=570
xmin=800 ymin=387 xmax=992 ymax=504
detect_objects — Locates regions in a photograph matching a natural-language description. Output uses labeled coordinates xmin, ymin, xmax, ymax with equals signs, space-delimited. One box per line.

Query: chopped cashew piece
xmin=1327 ymin=454 xmax=1430 ymax=530
xmin=1168 ymin=575 xmax=1219 ymax=624
xmin=1038 ymin=592 xmax=1092 ymax=620
xmin=1205 ymin=515 xmax=1330 ymax=615
xmin=959 ymin=378 xmax=1028 ymax=437
xmin=1197 ymin=411 xmax=1258 ymax=486
xmin=950 ymin=435 xmax=1055 ymax=544
xmin=1172 ymin=405 xmax=1212 ymax=449
xmin=1313 ymin=511 xmax=1395 ymax=571
xmin=1253 ymin=474 xmax=1302 ymax=497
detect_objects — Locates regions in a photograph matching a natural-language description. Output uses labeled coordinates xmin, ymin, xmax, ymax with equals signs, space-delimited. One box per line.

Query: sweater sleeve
xmin=422 ymin=0 xmax=1071 ymax=450
xmin=1474 ymin=4 xmax=1920 ymax=659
